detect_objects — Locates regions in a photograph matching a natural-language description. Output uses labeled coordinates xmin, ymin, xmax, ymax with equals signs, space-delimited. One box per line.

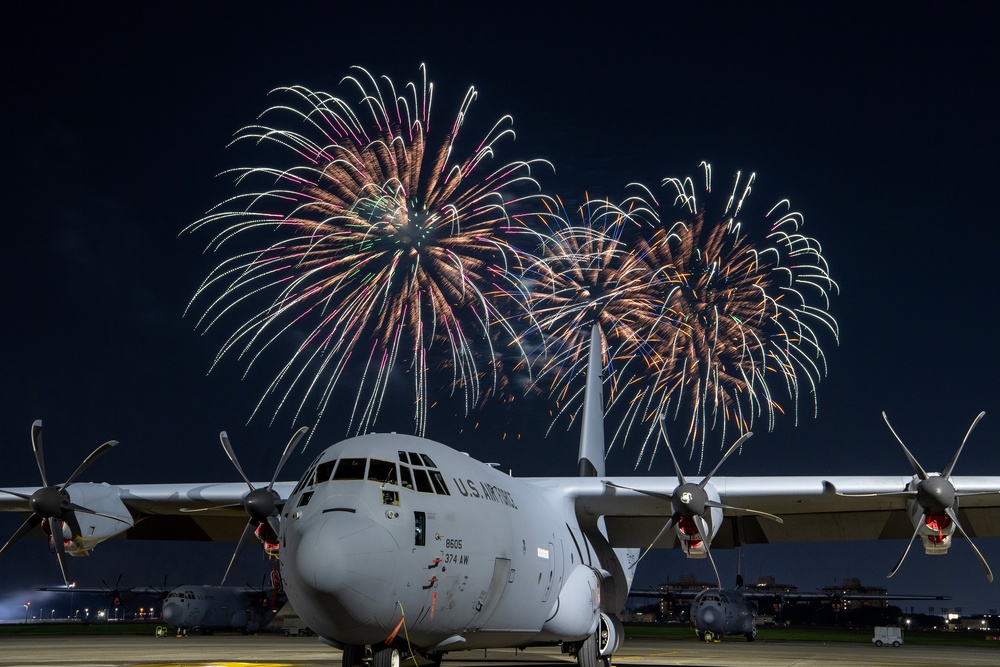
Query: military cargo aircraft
xmin=3 ymin=327 xmax=1000 ymax=667
xmin=635 ymin=577 xmax=950 ymax=642
xmin=40 ymin=580 xmax=286 ymax=634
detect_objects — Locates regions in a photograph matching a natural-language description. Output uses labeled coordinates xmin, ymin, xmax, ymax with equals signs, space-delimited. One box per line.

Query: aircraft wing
xmin=1 ymin=482 xmax=298 ymax=542
xmin=624 ymin=588 xmax=949 ymax=602
xmin=36 ymin=585 xmax=167 ymax=597
xmin=529 ymin=475 xmax=1000 ymax=549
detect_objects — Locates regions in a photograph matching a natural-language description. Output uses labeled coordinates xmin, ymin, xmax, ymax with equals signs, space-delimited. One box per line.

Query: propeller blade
xmin=882 ymin=412 xmax=929 ymax=481
xmin=657 ymin=415 xmax=687 ymax=485
xmin=266 ymin=515 xmax=281 ymax=537
xmin=943 ymin=411 xmax=986 ymax=479
xmin=699 ymin=432 xmax=753 ymax=489
xmin=178 ymin=503 xmax=243 ymax=513
xmin=47 ymin=517 xmax=70 ymax=586
xmin=65 ymin=503 xmax=132 ymax=524
xmin=824 ymin=480 xmax=915 ymax=499
xmin=31 ymin=420 xmax=49 ymax=488
xmin=945 ymin=507 xmax=993 ymax=582
xmin=630 ymin=515 xmax=678 ymax=571
xmin=0 ymin=514 xmax=43 ymax=556
xmin=269 ymin=427 xmax=308 ymax=492
xmin=220 ymin=431 xmax=255 ymax=492
xmin=888 ymin=514 xmax=924 ymax=578
xmin=602 ymin=480 xmax=674 ymax=504
xmin=693 ymin=514 xmax=722 ymax=589
xmin=0 ymin=488 xmax=33 ymax=501
xmin=704 ymin=500 xmax=783 ymax=524
xmin=955 ymin=490 xmax=1000 ymax=499
xmin=62 ymin=440 xmax=119 ymax=489
xmin=222 ymin=522 xmax=256 ymax=586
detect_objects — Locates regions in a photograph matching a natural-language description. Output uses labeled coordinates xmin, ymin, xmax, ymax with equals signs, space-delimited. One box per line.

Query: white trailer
xmin=872 ymin=626 xmax=903 ymax=647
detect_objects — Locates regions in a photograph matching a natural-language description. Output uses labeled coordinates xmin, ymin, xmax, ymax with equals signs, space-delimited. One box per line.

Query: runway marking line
xmin=137 ymin=663 xmax=302 ymax=667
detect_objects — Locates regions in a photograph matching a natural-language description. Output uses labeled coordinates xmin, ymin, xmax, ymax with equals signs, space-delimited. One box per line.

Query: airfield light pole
xmin=23 ymin=602 xmax=30 ymax=624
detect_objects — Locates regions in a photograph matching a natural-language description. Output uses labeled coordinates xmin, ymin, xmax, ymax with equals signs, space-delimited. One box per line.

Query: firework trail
xmin=184 ymin=65 xmax=551 ymax=441
xmin=529 ymin=165 xmax=838 ymax=470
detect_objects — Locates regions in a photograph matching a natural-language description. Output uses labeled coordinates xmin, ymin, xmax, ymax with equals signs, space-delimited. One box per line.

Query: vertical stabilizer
xmin=578 ymin=326 xmax=606 ymax=477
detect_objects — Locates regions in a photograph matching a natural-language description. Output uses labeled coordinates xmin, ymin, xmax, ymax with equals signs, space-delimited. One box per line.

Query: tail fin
xmin=578 ymin=326 xmax=606 ymax=477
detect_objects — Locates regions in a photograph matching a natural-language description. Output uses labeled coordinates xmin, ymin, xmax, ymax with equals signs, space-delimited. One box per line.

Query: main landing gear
xmin=570 ymin=627 xmax=616 ymax=667
xmin=341 ymin=644 xmax=443 ymax=667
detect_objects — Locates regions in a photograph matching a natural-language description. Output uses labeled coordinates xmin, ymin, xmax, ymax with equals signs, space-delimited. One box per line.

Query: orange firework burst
xmin=524 ymin=164 xmax=838 ymax=470
xmin=184 ymin=65 xmax=551 ymax=440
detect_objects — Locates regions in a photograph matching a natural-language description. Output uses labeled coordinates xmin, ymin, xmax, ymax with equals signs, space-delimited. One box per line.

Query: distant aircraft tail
xmin=578 ymin=326 xmax=605 ymax=477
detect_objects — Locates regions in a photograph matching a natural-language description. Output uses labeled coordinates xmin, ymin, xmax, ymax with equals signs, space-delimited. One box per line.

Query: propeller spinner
xmin=604 ymin=415 xmax=782 ymax=588
xmin=0 ymin=420 xmax=122 ymax=585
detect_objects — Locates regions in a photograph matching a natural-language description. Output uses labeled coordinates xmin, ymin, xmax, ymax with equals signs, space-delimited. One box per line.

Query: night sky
xmin=3 ymin=3 xmax=1000 ymax=618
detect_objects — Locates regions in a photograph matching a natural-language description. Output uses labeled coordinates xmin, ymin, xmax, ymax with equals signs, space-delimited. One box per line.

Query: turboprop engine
xmin=47 ymin=482 xmax=133 ymax=554
xmin=831 ymin=411 xmax=994 ymax=581
xmin=604 ymin=416 xmax=782 ymax=587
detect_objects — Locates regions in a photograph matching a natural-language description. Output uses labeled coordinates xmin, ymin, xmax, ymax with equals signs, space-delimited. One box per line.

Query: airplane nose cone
xmin=698 ymin=606 xmax=720 ymax=629
xmin=289 ymin=511 xmax=399 ymax=639
xmin=161 ymin=601 xmax=182 ymax=625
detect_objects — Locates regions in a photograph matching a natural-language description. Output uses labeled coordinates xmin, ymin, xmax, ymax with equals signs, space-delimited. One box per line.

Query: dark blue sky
xmin=3 ymin=3 xmax=1000 ymax=616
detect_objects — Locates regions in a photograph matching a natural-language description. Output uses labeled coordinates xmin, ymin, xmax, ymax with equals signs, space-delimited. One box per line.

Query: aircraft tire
xmin=576 ymin=633 xmax=598 ymax=667
xmin=342 ymin=644 xmax=364 ymax=667
xmin=745 ymin=627 xmax=757 ymax=642
xmin=374 ymin=646 xmax=401 ymax=667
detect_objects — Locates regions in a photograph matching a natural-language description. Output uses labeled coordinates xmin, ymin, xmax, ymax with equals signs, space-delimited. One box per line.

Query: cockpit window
xmin=399 ymin=464 xmax=414 ymax=490
xmin=398 ymin=451 xmax=409 ymax=464
xmin=413 ymin=468 xmax=434 ymax=494
xmin=315 ymin=460 xmax=337 ymax=483
xmin=419 ymin=453 xmax=436 ymax=467
xmin=292 ymin=464 xmax=316 ymax=495
xmin=408 ymin=452 xmax=425 ymax=466
xmin=430 ymin=470 xmax=450 ymax=495
xmin=332 ymin=458 xmax=366 ymax=480
xmin=368 ymin=459 xmax=398 ymax=485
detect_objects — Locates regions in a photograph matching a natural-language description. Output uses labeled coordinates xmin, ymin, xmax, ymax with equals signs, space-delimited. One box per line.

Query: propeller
xmin=604 ymin=415 xmax=782 ymax=588
xmin=0 ymin=420 xmax=121 ymax=585
xmin=840 ymin=411 xmax=993 ymax=581
xmin=217 ymin=427 xmax=308 ymax=585
xmin=102 ymin=574 xmax=125 ymax=606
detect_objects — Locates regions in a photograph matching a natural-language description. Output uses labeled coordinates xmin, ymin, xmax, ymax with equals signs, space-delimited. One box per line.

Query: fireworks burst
xmin=514 ymin=196 xmax=667 ymax=421
xmin=184 ymin=65 xmax=551 ymax=441
xmin=527 ymin=165 xmax=838 ymax=470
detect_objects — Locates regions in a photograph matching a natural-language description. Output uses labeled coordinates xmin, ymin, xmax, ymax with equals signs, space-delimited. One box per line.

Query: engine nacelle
xmin=60 ymin=483 xmax=133 ymax=555
xmin=675 ymin=488 xmax=723 ymax=559
xmin=541 ymin=564 xmax=601 ymax=639
xmin=597 ymin=612 xmax=623 ymax=657
xmin=917 ymin=510 xmax=955 ymax=555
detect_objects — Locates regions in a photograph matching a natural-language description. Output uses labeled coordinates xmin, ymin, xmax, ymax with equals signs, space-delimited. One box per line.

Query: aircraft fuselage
xmin=689 ymin=588 xmax=756 ymax=641
xmin=161 ymin=585 xmax=281 ymax=633
xmin=280 ymin=433 xmax=620 ymax=652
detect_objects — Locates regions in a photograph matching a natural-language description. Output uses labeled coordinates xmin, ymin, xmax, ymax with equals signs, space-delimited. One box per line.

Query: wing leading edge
xmin=523 ymin=474 xmax=1000 ymax=549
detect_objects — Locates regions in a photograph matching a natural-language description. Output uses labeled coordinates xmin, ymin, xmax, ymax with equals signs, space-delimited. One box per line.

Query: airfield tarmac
xmin=0 ymin=636 xmax=998 ymax=667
